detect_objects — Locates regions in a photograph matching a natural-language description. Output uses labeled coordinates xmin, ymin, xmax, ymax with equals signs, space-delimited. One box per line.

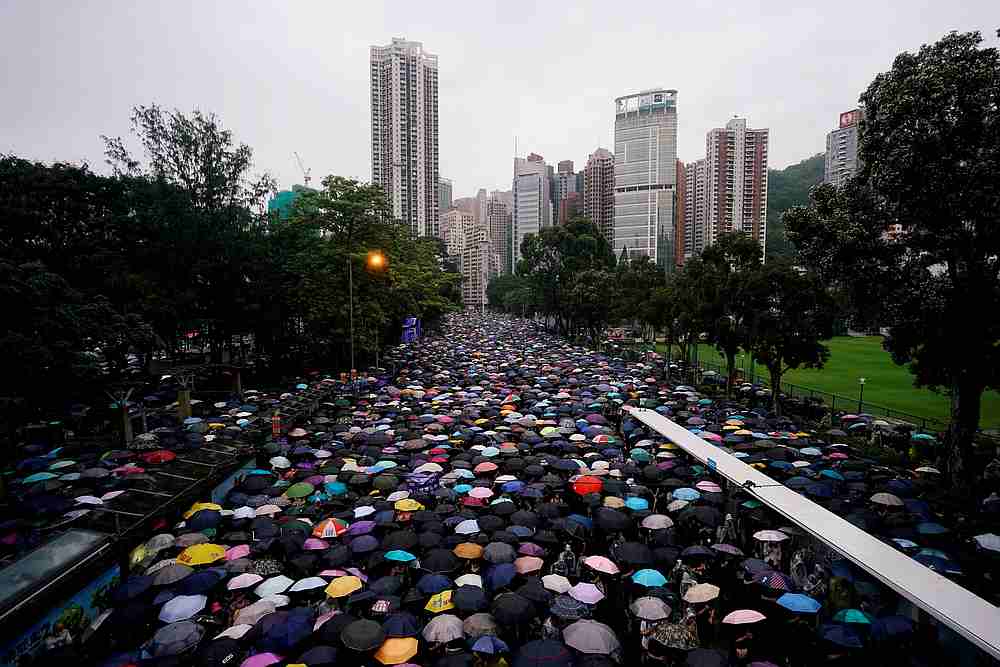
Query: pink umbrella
xmin=227 ymin=573 xmax=263 ymax=590
xmin=241 ymin=653 xmax=284 ymax=667
xmin=514 ymin=556 xmax=544 ymax=574
xmin=829 ymin=452 xmax=849 ymax=460
xmin=582 ymin=556 xmax=620 ymax=575
xmin=303 ymin=538 xmax=330 ymax=550
xmin=468 ymin=487 xmax=493 ymax=499
xmin=225 ymin=544 xmax=250 ymax=560
xmin=701 ymin=433 xmax=723 ymax=442
xmin=569 ymin=582 xmax=605 ymax=604
xmin=722 ymin=609 xmax=767 ymax=625
xmin=518 ymin=543 xmax=544 ymax=556
xmin=695 ymin=481 xmax=722 ymax=493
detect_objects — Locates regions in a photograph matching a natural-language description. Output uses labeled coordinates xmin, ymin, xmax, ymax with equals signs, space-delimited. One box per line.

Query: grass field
xmin=656 ymin=337 xmax=1000 ymax=429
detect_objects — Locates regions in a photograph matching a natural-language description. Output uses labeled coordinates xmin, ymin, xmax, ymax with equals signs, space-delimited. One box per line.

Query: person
xmin=551 ymin=543 xmax=577 ymax=579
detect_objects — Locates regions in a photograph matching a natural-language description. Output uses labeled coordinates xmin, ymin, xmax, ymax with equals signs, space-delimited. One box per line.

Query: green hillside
xmin=766 ymin=153 xmax=825 ymax=262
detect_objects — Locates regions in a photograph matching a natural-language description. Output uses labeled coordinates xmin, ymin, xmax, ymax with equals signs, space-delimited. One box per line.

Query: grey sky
xmin=2 ymin=1 xmax=997 ymax=199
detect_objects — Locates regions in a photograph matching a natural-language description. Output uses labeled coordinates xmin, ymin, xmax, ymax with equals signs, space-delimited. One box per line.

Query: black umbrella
xmin=454 ymin=584 xmax=488 ymax=612
xmin=513 ymin=640 xmax=573 ymax=667
xmin=341 ymin=619 xmax=386 ymax=652
xmin=615 ymin=541 xmax=654 ymax=567
xmin=423 ymin=548 xmax=459 ymax=573
xmin=593 ymin=507 xmax=630 ymax=533
xmin=492 ymin=592 xmax=537 ymax=625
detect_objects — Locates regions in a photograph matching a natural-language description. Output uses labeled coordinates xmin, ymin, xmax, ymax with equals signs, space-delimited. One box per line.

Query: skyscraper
xmin=613 ymin=89 xmax=678 ymax=270
xmin=825 ymin=109 xmax=863 ymax=186
xmin=584 ymin=147 xmax=615 ymax=244
xmin=442 ymin=208 xmax=473 ymax=256
xmin=438 ymin=177 xmax=453 ymax=225
xmin=486 ymin=192 xmax=511 ymax=276
xmin=553 ymin=160 xmax=579 ymax=224
xmin=512 ymin=153 xmax=551 ymax=270
xmin=370 ymin=38 xmax=439 ymax=237
xmin=704 ymin=117 xmax=769 ymax=253
xmin=682 ymin=158 xmax=708 ymax=259
xmin=675 ymin=160 xmax=686 ymax=267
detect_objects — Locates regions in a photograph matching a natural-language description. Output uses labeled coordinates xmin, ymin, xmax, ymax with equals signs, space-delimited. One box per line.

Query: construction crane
xmin=293 ymin=152 xmax=312 ymax=187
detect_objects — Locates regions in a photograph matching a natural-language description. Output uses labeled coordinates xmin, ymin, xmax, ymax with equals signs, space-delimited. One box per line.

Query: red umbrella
xmin=142 ymin=450 xmax=176 ymax=465
xmin=572 ymin=476 xmax=603 ymax=496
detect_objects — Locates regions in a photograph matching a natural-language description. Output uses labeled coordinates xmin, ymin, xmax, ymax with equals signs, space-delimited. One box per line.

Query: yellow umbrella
xmin=659 ymin=443 xmax=678 ymax=450
xmin=176 ymin=543 xmax=226 ymax=565
xmin=425 ymin=590 xmax=454 ymax=613
xmin=375 ymin=637 xmax=419 ymax=665
xmin=394 ymin=498 xmax=423 ymax=512
xmin=326 ymin=575 xmax=363 ymax=598
xmin=183 ymin=502 xmax=222 ymax=519
xmin=734 ymin=429 xmax=753 ymax=436
xmin=129 ymin=544 xmax=148 ymax=567
xmin=722 ymin=425 xmax=739 ymax=431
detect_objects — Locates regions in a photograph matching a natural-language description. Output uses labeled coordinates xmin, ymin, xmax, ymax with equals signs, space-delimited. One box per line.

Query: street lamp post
xmin=858 ymin=377 xmax=866 ymax=413
xmin=349 ymin=250 xmax=386 ymax=394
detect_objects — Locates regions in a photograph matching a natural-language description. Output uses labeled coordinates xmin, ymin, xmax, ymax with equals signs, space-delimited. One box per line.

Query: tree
xmin=786 ymin=30 xmax=1000 ymax=484
xmin=765 ymin=154 xmax=825 ymax=263
xmin=743 ymin=262 xmax=837 ymax=414
xmin=699 ymin=233 xmax=762 ymax=394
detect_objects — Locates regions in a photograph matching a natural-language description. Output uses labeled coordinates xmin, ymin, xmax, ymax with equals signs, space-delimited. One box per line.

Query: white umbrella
xmin=289 ymin=576 xmax=327 ymax=592
xmin=255 ymin=575 xmax=294 ymax=597
xmin=455 ymin=574 xmax=483 ymax=588
xmin=753 ymin=530 xmax=789 ymax=542
xmin=974 ymin=533 xmax=1000 ymax=553
xmin=542 ymin=574 xmax=572 ymax=593
xmin=422 ymin=613 xmax=464 ymax=643
xmin=455 ymin=519 xmax=480 ymax=535
xmin=563 ymin=619 xmax=621 ymax=655
xmin=158 ymin=594 xmax=206 ymax=623
xmin=228 ymin=573 xmax=264 ymax=590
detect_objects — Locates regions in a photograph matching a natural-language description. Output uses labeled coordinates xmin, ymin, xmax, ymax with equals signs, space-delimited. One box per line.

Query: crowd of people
xmin=19 ymin=315 xmax=1000 ymax=666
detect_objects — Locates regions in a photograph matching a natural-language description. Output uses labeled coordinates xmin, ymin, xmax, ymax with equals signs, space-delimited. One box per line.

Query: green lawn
xmin=656 ymin=337 xmax=1000 ymax=428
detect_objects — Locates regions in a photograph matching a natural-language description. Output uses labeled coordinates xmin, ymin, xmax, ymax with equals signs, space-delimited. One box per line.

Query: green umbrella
xmin=833 ymin=608 xmax=874 ymax=624
xmin=285 ymin=482 xmax=315 ymax=499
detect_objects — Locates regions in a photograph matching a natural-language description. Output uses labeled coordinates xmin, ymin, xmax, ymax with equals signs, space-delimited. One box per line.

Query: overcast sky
xmin=2 ymin=1 xmax=997 ymax=199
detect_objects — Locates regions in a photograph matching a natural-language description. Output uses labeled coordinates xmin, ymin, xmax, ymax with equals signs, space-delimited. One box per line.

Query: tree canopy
xmin=785 ymin=30 xmax=1000 ymax=483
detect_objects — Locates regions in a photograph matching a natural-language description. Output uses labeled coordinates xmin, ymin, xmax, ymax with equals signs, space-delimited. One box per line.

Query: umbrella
xmin=241 ymin=653 xmax=283 ymax=667
xmin=326 ymin=576 xmax=363 ymax=598
xmin=752 ymin=530 xmax=789 ymax=542
xmin=472 ymin=635 xmax=509 ymax=655
xmin=425 ymin=590 xmax=456 ymax=613
xmin=255 ymin=575 xmax=294 ymax=597
xmin=146 ymin=620 xmax=205 ymax=657
xmin=375 ymin=637 xmax=419 ymax=665
xmin=629 ymin=596 xmax=671 ymax=621
xmin=821 ymin=623 xmax=863 ymax=648
xmin=228 ymin=573 xmax=264 ymax=590
xmin=631 ymin=569 xmax=668 ymax=587
xmin=776 ymin=593 xmax=821 ymax=613
xmin=158 ymin=594 xmax=206 ymax=623
xmin=342 ymin=619 xmax=386 ymax=651
xmin=176 ymin=543 xmax=225 ymax=566
xmin=974 ymin=533 xmax=1000 ymax=553
xmin=463 ymin=612 xmax=498 ymax=638
xmin=492 ymin=592 xmax=537 ymax=624
xmin=234 ymin=600 xmax=277 ymax=626
xmin=569 ymin=582 xmax=604 ymax=604
xmin=513 ymin=640 xmax=573 ymax=667
xmin=562 ymin=619 xmax=621 ymax=655
xmin=870 ymin=492 xmax=904 ymax=507
xmin=542 ymin=574 xmax=572 ymax=593
xmin=833 ymin=608 xmax=875 ymax=624
xmin=153 ymin=564 xmax=194 ymax=586
xmin=682 ymin=583 xmax=720 ymax=603
xmin=423 ymin=613 xmax=465 ymax=643
xmin=581 ymin=555 xmax=619 ymax=575
xmin=722 ymin=609 xmax=766 ymax=624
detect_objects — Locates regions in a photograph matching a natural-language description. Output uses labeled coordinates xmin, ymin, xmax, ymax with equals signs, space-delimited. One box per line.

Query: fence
xmin=681 ymin=359 xmax=948 ymax=432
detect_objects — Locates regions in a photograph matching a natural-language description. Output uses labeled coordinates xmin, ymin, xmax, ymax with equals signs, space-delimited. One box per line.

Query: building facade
xmin=370 ymin=38 xmax=439 ymax=237
xmin=703 ymin=117 xmax=769 ymax=254
xmin=438 ymin=177 xmax=453 ymax=227
xmin=825 ymin=109 xmax=863 ymax=186
xmin=553 ymin=160 xmax=579 ymax=224
xmin=511 ymin=153 xmax=551 ymax=270
xmin=486 ymin=192 xmax=511 ymax=276
xmin=460 ymin=237 xmax=491 ymax=311
xmin=584 ymin=147 xmax=615 ymax=244
xmin=682 ymin=158 xmax=708 ymax=259
xmin=613 ymin=89 xmax=679 ymax=270
xmin=442 ymin=208 xmax=474 ymax=256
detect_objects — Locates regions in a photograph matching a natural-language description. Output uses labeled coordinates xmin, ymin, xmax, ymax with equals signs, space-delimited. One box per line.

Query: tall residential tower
xmin=370 ymin=38 xmax=440 ymax=237
xmin=824 ymin=109 xmax=863 ymax=186
xmin=704 ymin=117 xmax=769 ymax=253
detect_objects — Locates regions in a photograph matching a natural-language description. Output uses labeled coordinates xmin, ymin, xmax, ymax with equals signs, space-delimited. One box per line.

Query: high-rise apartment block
xmin=825 ymin=109 xmax=863 ymax=186
xmin=584 ymin=148 xmax=615 ymax=244
xmin=442 ymin=208 xmax=474 ymax=256
xmin=682 ymin=158 xmax=708 ymax=259
xmin=438 ymin=177 xmax=453 ymax=225
xmin=511 ymin=153 xmax=551 ymax=271
xmin=487 ymin=192 xmax=512 ymax=276
xmin=703 ymin=117 xmax=769 ymax=254
xmin=613 ymin=90 xmax=679 ymax=269
xmin=370 ymin=38 xmax=439 ymax=237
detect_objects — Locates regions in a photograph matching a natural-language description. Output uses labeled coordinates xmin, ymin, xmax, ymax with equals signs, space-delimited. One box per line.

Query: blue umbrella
xmin=484 ymin=563 xmax=517 ymax=591
xmin=23 ymin=472 xmax=58 ymax=484
xmin=821 ymin=623 xmax=863 ymax=649
xmin=777 ymin=593 xmax=821 ymax=613
xmin=631 ymin=569 xmax=668 ymax=587
xmin=472 ymin=635 xmax=509 ymax=654
xmin=673 ymin=488 xmax=700 ymax=501
xmin=916 ymin=522 xmax=949 ymax=535
xmin=870 ymin=615 xmax=914 ymax=641
xmin=384 ymin=611 xmax=421 ymax=637
xmin=385 ymin=550 xmax=416 ymax=563
xmin=819 ymin=469 xmax=845 ymax=481
xmin=625 ymin=497 xmax=649 ymax=511
xmin=417 ymin=573 xmax=452 ymax=594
